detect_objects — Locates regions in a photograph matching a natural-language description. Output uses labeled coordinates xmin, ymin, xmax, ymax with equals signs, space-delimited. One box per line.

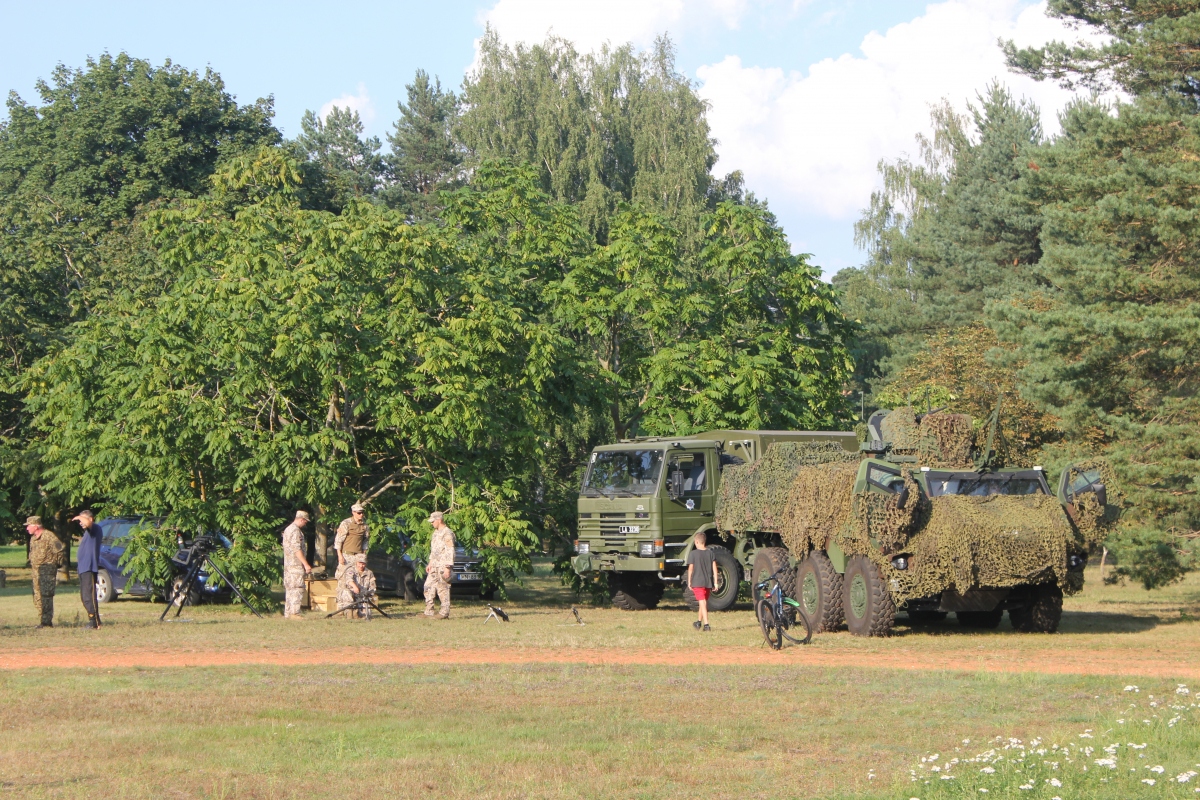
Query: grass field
xmin=0 ymin=549 xmax=1196 ymax=799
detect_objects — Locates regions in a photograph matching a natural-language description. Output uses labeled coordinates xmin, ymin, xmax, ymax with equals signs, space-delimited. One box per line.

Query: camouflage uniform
xmin=282 ymin=522 xmax=307 ymax=617
xmin=29 ymin=527 xmax=64 ymax=627
xmin=333 ymin=516 xmax=370 ymax=580
xmin=336 ymin=559 xmax=377 ymax=619
xmin=424 ymin=523 xmax=455 ymax=618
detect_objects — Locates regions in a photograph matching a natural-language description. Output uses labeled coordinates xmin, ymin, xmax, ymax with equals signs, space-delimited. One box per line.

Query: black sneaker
xmin=703 ymin=624 xmax=711 ymax=632
xmin=693 ymin=620 xmax=702 ymax=630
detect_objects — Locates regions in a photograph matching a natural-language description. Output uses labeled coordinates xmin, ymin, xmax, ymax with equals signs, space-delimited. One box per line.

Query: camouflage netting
xmin=1061 ymin=458 xmax=1126 ymax=548
xmin=883 ymin=493 xmax=1082 ymax=603
xmin=882 ymin=409 xmax=975 ymax=469
xmin=778 ymin=464 xmax=859 ymax=554
xmin=850 ymin=468 xmax=923 ymax=553
xmin=880 ymin=407 xmax=920 ymax=451
xmin=715 ymin=442 xmax=859 ymax=534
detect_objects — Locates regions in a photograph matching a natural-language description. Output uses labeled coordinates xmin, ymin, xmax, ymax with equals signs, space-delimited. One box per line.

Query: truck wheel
xmin=609 ymin=575 xmax=664 ymax=611
xmin=707 ymin=546 xmax=741 ymax=612
xmin=95 ymin=569 xmax=117 ymax=604
xmin=957 ymin=609 xmax=1003 ymax=629
xmin=1009 ymin=584 xmax=1063 ymax=633
xmin=796 ymin=551 xmax=844 ymax=632
xmin=751 ymin=548 xmax=795 ymax=604
xmin=843 ymin=556 xmax=895 ymax=637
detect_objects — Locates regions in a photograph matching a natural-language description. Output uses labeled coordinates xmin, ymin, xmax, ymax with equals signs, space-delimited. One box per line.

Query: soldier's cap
xmin=350 ymin=503 xmax=365 ymax=513
xmin=25 ymin=515 xmax=42 ymax=527
xmin=354 ymin=553 xmax=367 ymax=564
xmin=295 ymin=510 xmax=311 ymax=521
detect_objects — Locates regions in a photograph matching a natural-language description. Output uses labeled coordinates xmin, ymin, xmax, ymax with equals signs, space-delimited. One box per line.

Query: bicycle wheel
xmin=756 ymin=599 xmax=783 ymax=650
xmin=780 ymin=603 xmax=813 ymax=645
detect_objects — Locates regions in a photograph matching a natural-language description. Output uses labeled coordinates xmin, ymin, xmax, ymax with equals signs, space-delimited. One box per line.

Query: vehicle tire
xmin=706 ymin=546 xmax=740 ymax=612
xmin=750 ymin=547 xmax=795 ymax=604
xmin=1009 ymin=584 xmax=1063 ymax=633
xmin=609 ymin=575 xmax=664 ymax=611
xmin=168 ymin=575 xmax=201 ymax=608
xmin=480 ymin=587 xmax=496 ymax=601
xmin=756 ymin=599 xmax=782 ymax=650
xmin=795 ymin=550 xmax=845 ymax=633
xmin=95 ymin=569 xmax=117 ymax=604
xmin=906 ymin=608 xmax=948 ymax=623
xmin=402 ymin=568 xmax=421 ymax=601
xmin=957 ymin=609 xmax=1003 ymax=629
xmin=843 ymin=556 xmax=895 ymax=637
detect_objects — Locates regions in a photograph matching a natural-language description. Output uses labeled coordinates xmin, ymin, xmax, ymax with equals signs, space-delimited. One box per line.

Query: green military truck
xmin=571 ymin=408 xmax=1119 ymax=635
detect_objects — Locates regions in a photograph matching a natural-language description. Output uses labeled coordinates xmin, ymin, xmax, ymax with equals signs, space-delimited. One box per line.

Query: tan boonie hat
xmin=350 ymin=503 xmax=365 ymax=513
xmin=295 ymin=510 xmax=311 ymax=521
xmin=354 ymin=553 xmax=367 ymax=564
xmin=25 ymin=515 xmax=42 ymax=527
xmin=427 ymin=511 xmax=444 ymax=523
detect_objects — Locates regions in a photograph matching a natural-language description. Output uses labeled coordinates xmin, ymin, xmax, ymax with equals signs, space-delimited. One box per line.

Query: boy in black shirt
xmin=686 ymin=531 xmax=716 ymax=631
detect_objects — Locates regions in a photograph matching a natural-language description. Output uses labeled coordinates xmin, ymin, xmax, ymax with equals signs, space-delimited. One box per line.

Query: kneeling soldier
xmin=336 ymin=553 xmax=377 ymax=619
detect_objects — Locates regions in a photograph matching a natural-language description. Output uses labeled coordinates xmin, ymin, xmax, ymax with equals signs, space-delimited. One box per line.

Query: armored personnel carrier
xmin=571 ymin=407 xmax=1119 ymax=635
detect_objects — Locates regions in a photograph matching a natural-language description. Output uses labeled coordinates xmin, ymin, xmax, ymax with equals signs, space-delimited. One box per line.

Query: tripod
xmin=324 ymin=573 xmax=390 ymax=619
xmin=160 ymin=537 xmax=263 ymax=620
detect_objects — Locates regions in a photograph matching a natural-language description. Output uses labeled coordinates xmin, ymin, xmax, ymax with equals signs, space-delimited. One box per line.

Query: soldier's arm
xmin=334 ymin=521 xmax=348 ymax=561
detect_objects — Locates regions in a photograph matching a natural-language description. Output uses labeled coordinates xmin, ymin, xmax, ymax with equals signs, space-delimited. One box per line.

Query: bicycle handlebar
xmin=754 ymin=566 xmax=791 ymax=591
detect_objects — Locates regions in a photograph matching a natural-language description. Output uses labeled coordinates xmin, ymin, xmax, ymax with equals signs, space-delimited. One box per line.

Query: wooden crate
xmin=306 ymin=579 xmax=339 ymax=611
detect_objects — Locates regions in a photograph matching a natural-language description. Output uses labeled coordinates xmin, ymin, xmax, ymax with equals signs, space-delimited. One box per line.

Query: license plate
xmin=457 ymin=573 xmax=480 ymax=582
xmin=618 ymin=525 xmax=640 ymax=534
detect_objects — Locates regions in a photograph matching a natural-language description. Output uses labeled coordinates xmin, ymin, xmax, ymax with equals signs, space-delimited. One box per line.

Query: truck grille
xmin=600 ymin=513 xmax=627 ymax=547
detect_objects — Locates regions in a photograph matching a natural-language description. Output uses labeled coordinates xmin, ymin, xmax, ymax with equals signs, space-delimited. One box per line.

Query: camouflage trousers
xmin=424 ymin=569 xmax=450 ymax=618
xmin=32 ymin=564 xmax=57 ymax=626
xmin=283 ymin=566 xmax=306 ymax=617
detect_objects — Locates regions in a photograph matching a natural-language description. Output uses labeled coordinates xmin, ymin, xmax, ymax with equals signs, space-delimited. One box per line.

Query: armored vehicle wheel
xmin=609 ymin=575 xmax=665 ymax=611
xmin=795 ymin=551 xmax=844 ymax=632
xmin=751 ymin=547 xmax=795 ymax=604
xmin=1009 ymin=584 xmax=1063 ymax=633
xmin=843 ymin=556 xmax=895 ymax=637
xmin=957 ymin=609 xmax=1003 ymax=629
xmin=95 ymin=569 xmax=116 ymax=604
xmin=906 ymin=608 xmax=948 ymax=623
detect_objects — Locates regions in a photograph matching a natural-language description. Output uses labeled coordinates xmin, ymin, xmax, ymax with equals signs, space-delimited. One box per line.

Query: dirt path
xmin=2 ymin=645 xmax=1196 ymax=678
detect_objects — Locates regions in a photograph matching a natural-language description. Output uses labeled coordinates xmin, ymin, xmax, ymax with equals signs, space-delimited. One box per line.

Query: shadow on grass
xmin=891 ymin=609 xmax=1167 ymax=636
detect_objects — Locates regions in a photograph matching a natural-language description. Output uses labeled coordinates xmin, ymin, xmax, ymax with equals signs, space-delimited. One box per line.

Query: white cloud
xmin=697 ymin=0 xmax=1108 ymax=222
xmin=319 ymin=82 xmax=376 ymax=125
xmin=476 ymin=0 xmax=749 ymax=58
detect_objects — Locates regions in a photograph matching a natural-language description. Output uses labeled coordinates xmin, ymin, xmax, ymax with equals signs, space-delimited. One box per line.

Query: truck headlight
xmin=891 ymin=556 xmax=908 ymax=571
xmin=638 ymin=542 xmax=654 ymax=556
xmin=1067 ymin=554 xmax=1085 ymax=570
xmin=575 ymin=541 xmax=590 ymax=554
xmin=653 ymin=540 xmax=663 ymax=555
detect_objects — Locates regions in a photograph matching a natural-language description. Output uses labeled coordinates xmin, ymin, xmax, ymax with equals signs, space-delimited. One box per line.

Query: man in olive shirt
xmin=334 ymin=503 xmax=370 ymax=579
xmin=26 ymin=516 xmax=64 ymax=628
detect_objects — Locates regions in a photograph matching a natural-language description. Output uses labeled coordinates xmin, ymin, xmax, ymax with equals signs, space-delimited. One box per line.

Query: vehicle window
xmin=867 ymin=464 xmax=904 ymax=493
xmin=927 ymin=472 xmax=1047 ymax=498
xmin=669 ymin=452 xmax=708 ymax=493
xmin=1067 ymin=469 xmax=1103 ymax=498
xmin=581 ymin=449 xmax=665 ymax=497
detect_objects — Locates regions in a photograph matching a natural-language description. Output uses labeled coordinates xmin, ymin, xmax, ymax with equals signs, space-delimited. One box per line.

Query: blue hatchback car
xmin=94 ymin=516 xmax=162 ymax=602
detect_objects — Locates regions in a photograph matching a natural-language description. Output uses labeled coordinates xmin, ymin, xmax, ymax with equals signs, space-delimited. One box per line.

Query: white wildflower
xmin=1143 ymin=779 xmax=1156 ymax=786
xmin=1048 ymin=778 xmax=1062 ymax=787
xmin=980 ymin=767 xmax=996 ymax=774
xmin=940 ymin=775 xmax=954 ymax=780
xmin=1124 ymin=685 xmax=1140 ymax=692
xmin=1149 ymin=766 xmax=1165 ymax=774
xmin=1019 ymin=784 xmax=1033 ymax=790
xmin=1176 ymin=771 xmax=1198 ymax=783
xmin=1177 ymin=685 xmax=1190 ymax=695
xmin=1095 ymin=758 xmax=1118 ymax=769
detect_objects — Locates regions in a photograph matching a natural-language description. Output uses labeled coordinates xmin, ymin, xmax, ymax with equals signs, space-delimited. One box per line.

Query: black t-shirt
xmin=686 ymin=548 xmax=716 ymax=589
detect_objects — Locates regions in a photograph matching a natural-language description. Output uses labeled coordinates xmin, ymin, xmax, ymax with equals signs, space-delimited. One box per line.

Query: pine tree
xmin=290 ymin=106 xmax=385 ymax=210
xmin=383 ymin=70 xmax=462 ymax=221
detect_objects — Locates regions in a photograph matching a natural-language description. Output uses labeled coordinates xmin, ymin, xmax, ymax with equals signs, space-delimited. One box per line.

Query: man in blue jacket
xmin=72 ymin=510 xmax=103 ymax=629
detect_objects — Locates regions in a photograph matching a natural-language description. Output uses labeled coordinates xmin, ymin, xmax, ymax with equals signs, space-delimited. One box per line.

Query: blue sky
xmin=1 ymin=1 xmax=1085 ymax=276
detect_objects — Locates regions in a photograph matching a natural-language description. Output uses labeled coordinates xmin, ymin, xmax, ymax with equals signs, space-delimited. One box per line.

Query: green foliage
xmin=383 ymin=70 xmax=463 ymax=221
xmin=290 ymin=106 xmax=386 ymax=211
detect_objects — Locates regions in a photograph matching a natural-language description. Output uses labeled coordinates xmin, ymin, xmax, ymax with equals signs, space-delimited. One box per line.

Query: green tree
xmin=458 ymin=30 xmax=720 ymax=244
xmin=997 ymin=1 xmax=1200 ymax=586
xmin=0 ymin=52 xmax=278 ymax=532
xmin=383 ymin=70 xmax=462 ymax=220
xmin=290 ymin=105 xmax=385 ymax=211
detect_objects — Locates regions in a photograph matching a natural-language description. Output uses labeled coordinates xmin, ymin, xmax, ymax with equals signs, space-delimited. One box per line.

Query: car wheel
xmin=94 ymin=569 xmax=117 ymax=604
xmin=842 ymin=556 xmax=895 ymax=637
xmin=169 ymin=575 xmax=201 ymax=608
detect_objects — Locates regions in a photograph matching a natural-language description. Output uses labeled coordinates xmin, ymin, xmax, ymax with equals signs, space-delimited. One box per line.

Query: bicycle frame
xmin=755 ymin=567 xmax=812 ymax=647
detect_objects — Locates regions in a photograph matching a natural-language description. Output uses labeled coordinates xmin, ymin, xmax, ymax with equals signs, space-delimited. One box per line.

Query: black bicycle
xmin=754 ymin=567 xmax=812 ymax=649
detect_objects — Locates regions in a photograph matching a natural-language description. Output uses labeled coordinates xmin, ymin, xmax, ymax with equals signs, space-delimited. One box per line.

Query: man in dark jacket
xmin=72 ymin=510 xmax=103 ymax=629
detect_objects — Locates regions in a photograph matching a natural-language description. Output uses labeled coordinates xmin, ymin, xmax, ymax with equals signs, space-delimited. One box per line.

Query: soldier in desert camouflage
xmin=334 ymin=503 xmax=370 ymax=580
xmin=25 ymin=516 xmax=64 ymax=628
xmin=282 ymin=510 xmax=313 ymax=618
xmin=423 ymin=511 xmax=454 ymax=619
xmin=336 ymin=553 xmax=377 ymax=619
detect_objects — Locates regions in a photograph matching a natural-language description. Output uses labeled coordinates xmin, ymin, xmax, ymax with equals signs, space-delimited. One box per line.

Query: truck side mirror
xmin=668 ymin=470 xmax=684 ymax=501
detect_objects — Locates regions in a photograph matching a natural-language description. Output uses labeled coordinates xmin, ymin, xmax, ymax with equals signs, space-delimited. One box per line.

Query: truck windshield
xmin=581 ymin=450 xmax=664 ymax=497
xmin=926 ymin=471 xmax=1048 ymax=498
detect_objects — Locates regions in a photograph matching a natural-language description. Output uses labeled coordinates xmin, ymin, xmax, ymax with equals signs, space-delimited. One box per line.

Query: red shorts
xmin=692 ymin=587 xmax=710 ymax=601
